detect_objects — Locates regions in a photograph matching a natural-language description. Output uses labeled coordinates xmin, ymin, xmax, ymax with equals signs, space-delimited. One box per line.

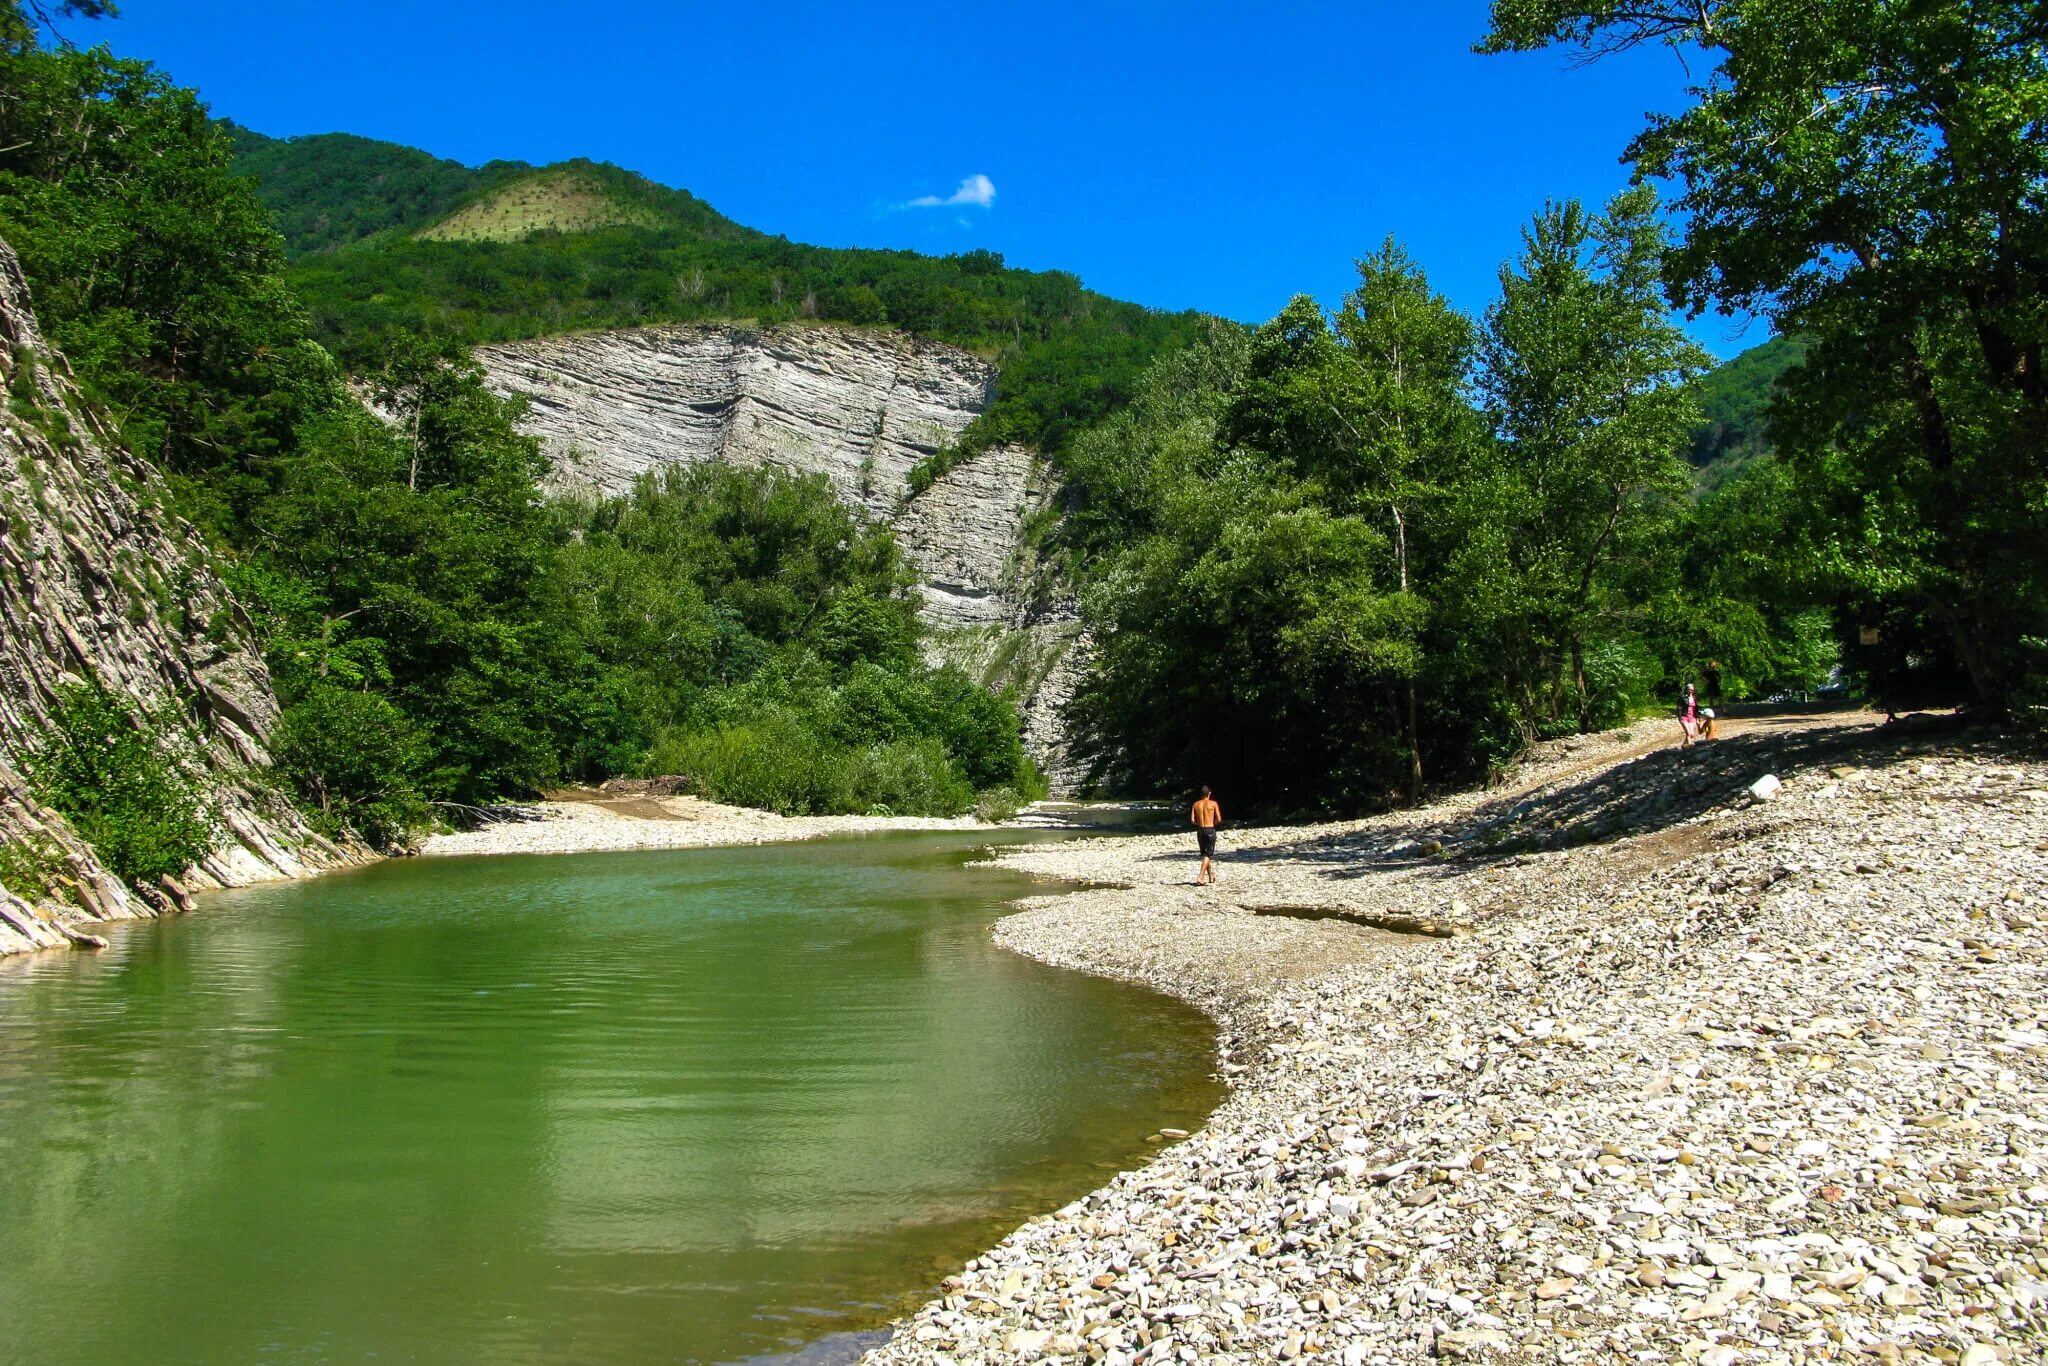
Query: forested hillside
xmin=0 ymin=21 xmax=1042 ymax=864
xmin=1686 ymin=334 xmax=1804 ymax=486
xmin=229 ymin=130 xmax=1211 ymax=462
xmin=221 ymin=126 xmax=533 ymax=256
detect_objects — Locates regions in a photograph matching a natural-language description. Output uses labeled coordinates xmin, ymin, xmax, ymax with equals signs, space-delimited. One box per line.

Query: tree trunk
xmin=1571 ymin=637 xmax=1593 ymax=733
xmin=1392 ymin=503 xmax=1422 ymax=803
xmin=1404 ymin=681 xmax=1423 ymax=805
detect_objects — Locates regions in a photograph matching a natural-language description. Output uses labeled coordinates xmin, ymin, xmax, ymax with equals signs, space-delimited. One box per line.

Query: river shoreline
xmin=863 ymin=710 xmax=2048 ymax=1365
xmin=416 ymin=792 xmax=992 ymax=858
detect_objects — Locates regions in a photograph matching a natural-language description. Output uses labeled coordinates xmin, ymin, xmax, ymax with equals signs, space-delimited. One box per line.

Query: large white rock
xmin=478 ymin=323 xmax=995 ymax=519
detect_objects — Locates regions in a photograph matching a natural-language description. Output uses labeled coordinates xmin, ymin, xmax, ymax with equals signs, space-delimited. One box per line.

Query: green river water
xmin=0 ymin=831 xmax=1220 ymax=1366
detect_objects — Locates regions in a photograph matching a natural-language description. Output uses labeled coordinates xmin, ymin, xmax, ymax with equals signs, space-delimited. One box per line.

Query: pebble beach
xmin=865 ymin=710 xmax=2048 ymax=1365
xmin=416 ymin=792 xmax=986 ymax=858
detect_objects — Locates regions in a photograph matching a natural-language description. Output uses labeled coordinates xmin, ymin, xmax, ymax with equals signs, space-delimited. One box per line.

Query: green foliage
xmin=644 ymin=714 xmax=852 ymax=817
xmin=0 ymin=41 xmax=340 ymax=539
xmin=269 ymin=685 xmax=429 ymax=847
xmin=1687 ymin=335 xmax=1804 ymax=484
xmin=227 ymin=137 xmax=1208 ymax=462
xmin=1471 ymin=187 xmax=1708 ymax=735
xmin=0 ymin=833 xmax=69 ymax=902
xmin=2 ymin=34 xmax=1031 ymax=837
xmin=1069 ymin=202 xmax=1785 ymax=810
xmin=1482 ymin=0 xmax=2048 ymax=716
xmin=973 ymin=786 xmax=1025 ymax=823
xmin=24 ymin=685 xmax=213 ymax=889
xmin=641 ymin=717 xmax=977 ymax=819
xmin=1 ymin=0 xmax=114 ymax=54
xmin=222 ymin=126 xmax=533 ymax=258
xmin=249 ymin=345 xmax=584 ymax=803
xmin=557 ymin=466 xmax=1030 ymax=815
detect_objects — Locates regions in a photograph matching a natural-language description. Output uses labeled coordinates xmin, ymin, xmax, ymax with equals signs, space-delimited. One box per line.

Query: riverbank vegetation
xmin=0 ymin=13 xmax=1036 ymax=842
xmin=1056 ymin=0 xmax=2048 ymax=809
xmin=1056 ymin=203 xmax=1836 ymax=808
xmin=1482 ymin=0 xmax=2048 ymax=720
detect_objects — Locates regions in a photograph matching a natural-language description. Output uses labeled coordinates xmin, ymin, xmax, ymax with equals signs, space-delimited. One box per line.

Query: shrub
xmin=271 ymin=684 xmax=431 ymax=846
xmin=844 ymin=737 xmax=971 ymax=816
xmin=973 ymin=786 xmax=1023 ymax=823
xmin=644 ymin=714 xmax=850 ymax=815
xmin=0 ymin=835 xmax=69 ymax=902
xmin=24 ymin=685 xmax=214 ymax=889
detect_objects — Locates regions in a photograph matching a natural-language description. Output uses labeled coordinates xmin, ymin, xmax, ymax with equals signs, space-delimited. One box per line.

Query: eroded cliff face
xmin=478 ymin=324 xmax=996 ymax=518
xmin=0 ymin=239 xmax=356 ymax=956
xmin=478 ymin=323 xmax=1090 ymax=788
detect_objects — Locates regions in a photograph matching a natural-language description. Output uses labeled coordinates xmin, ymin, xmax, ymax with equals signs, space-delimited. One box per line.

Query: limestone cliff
xmin=479 ymin=323 xmax=1091 ymax=788
xmin=0 ymin=238 xmax=357 ymax=956
xmin=478 ymin=323 xmax=996 ymax=518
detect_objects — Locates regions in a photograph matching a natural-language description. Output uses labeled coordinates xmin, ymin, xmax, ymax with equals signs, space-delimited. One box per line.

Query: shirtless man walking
xmin=1190 ymin=786 xmax=1222 ymax=885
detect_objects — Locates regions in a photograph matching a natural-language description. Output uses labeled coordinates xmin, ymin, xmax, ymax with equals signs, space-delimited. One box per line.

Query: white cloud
xmin=908 ymin=173 xmax=996 ymax=209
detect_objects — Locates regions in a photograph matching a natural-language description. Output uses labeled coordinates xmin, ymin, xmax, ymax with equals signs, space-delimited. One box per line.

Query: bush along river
xmin=0 ymin=829 xmax=1221 ymax=1365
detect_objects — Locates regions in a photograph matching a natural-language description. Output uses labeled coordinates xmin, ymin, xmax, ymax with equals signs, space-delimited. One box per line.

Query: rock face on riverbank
xmin=867 ymin=711 xmax=2048 ymax=1365
xmin=0 ymin=238 xmax=356 ymax=957
xmin=477 ymin=323 xmax=1088 ymax=786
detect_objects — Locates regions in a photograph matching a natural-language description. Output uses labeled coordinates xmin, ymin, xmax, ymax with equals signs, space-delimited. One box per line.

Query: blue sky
xmin=77 ymin=1 xmax=1768 ymax=358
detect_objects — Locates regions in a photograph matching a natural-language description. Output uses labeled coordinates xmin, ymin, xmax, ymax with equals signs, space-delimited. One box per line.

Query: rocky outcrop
xmin=479 ymin=324 xmax=1094 ymax=789
xmin=892 ymin=443 xmax=1046 ymax=627
xmin=0 ymin=238 xmax=357 ymax=956
xmin=478 ymin=323 xmax=995 ymax=518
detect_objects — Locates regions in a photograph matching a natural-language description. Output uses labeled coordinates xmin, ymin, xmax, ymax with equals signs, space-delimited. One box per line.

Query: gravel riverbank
xmin=865 ymin=710 xmax=2048 ymax=1365
xmin=417 ymin=793 xmax=987 ymax=857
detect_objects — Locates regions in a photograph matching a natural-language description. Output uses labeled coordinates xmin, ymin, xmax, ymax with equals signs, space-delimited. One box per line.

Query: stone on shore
xmin=862 ymin=711 xmax=2048 ymax=1366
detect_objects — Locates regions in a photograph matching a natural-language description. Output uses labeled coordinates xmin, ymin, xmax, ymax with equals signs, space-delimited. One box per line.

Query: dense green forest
xmin=4 ymin=0 xmax=2041 ymax=853
xmin=1685 ymin=334 xmax=1804 ymax=486
xmin=1052 ymin=208 xmax=1835 ymax=806
xmin=221 ymin=125 xmax=540 ymax=257
xmin=0 ymin=17 xmax=1040 ymax=850
xmin=1484 ymin=0 xmax=2046 ymax=724
xmin=228 ymin=128 xmax=1211 ymax=463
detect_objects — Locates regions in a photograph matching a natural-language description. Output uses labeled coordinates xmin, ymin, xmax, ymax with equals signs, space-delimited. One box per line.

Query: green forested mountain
xmin=220 ymin=126 xmax=531 ymax=256
xmin=1686 ymin=334 xmax=1805 ymax=485
xmin=227 ymin=131 xmax=1210 ymax=460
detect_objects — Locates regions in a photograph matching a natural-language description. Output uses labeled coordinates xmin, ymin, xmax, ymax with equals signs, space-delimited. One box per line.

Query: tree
xmin=1477 ymin=188 xmax=1707 ymax=734
xmin=1330 ymin=243 xmax=1482 ymax=798
xmin=1 ymin=0 xmax=113 ymax=54
xmin=1480 ymin=0 xmax=2048 ymax=712
xmin=0 ymin=33 xmax=336 ymax=536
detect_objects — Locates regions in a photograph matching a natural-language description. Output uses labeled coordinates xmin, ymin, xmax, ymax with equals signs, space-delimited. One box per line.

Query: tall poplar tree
xmin=1479 ymin=188 xmax=1707 ymax=732
xmin=1330 ymin=241 xmax=1481 ymax=799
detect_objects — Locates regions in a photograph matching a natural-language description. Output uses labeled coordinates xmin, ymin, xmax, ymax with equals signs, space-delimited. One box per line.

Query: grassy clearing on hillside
xmin=418 ymin=169 xmax=666 ymax=242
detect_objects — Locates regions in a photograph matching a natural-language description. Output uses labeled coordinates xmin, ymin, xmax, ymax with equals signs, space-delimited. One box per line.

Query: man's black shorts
xmin=1196 ymin=827 xmax=1217 ymax=857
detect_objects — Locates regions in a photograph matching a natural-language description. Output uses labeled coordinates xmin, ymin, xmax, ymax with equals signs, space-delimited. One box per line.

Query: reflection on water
xmin=0 ymin=832 xmax=1219 ymax=1365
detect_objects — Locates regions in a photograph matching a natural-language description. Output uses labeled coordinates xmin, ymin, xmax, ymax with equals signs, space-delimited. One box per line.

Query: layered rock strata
xmin=0 ymin=238 xmax=357 ymax=956
xmin=892 ymin=442 xmax=1046 ymax=628
xmin=478 ymin=323 xmax=995 ymax=518
xmin=479 ymin=324 xmax=1091 ymax=788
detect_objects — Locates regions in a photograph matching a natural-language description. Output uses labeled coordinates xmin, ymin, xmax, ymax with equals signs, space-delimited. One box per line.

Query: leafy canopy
xmin=1480 ymin=0 xmax=2048 ymax=712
